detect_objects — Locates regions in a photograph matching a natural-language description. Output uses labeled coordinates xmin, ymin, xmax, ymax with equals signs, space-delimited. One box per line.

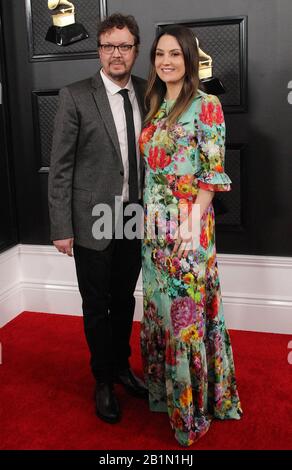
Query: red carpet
xmin=0 ymin=311 xmax=292 ymax=450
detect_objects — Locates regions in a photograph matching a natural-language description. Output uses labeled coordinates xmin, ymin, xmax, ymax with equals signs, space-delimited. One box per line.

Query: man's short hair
xmin=97 ymin=13 xmax=140 ymax=47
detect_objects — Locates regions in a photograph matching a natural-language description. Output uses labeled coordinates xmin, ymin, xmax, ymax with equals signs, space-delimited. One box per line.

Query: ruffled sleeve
xmin=195 ymin=94 xmax=231 ymax=192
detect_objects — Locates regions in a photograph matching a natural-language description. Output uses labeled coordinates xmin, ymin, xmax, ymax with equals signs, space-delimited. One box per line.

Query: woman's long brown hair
xmin=145 ymin=25 xmax=199 ymax=127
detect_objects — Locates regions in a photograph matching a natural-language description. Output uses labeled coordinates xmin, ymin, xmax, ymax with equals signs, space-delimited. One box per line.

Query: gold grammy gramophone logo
xmin=196 ymin=38 xmax=225 ymax=95
xmin=197 ymin=38 xmax=213 ymax=80
xmin=45 ymin=0 xmax=89 ymax=46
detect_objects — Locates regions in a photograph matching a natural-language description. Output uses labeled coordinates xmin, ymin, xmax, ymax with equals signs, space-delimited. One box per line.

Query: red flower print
xmin=214 ymin=164 xmax=223 ymax=173
xmin=166 ymin=343 xmax=176 ymax=366
xmin=165 ymin=329 xmax=176 ymax=365
xmin=142 ymin=124 xmax=156 ymax=144
xmin=199 ymin=100 xmax=224 ymax=127
xmin=207 ymin=293 xmax=220 ymax=320
xmin=173 ymin=175 xmax=195 ymax=199
xmin=199 ymin=102 xmax=215 ymax=126
xmin=200 ymin=228 xmax=209 ymax=249
xmin=148 ymin=146 xmax=171 ymax=170
xmin=139 ymin=124 xmax=156 ymax=153
xmin=214 ymin=104 xmax=224 ymax=125
xmin=171 ymin=408 xmax=184 ymax=430
xmin=197 ymin=392 xmax=204 ymax=409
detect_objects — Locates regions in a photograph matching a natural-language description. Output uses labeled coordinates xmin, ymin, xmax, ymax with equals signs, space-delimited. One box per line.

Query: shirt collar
xmin=100 ymin=68 xmax=134 ymax=96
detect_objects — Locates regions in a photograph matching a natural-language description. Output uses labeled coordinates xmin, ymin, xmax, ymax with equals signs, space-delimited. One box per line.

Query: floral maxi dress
xmin=139 ymin=91 xmax=242 ymax=446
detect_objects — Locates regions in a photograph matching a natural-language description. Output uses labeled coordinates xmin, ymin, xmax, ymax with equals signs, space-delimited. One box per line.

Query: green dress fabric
xmin=139 ymin=91 xmax=242 ymax=446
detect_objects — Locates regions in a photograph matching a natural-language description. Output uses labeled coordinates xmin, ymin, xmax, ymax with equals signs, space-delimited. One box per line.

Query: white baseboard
xmin=0 ymin=246 xmax=22 ymax=326
xmin=217 ymin=253 xmax=292 ymax=333
xmin=0 ymin=245 xmax=291 ymax=333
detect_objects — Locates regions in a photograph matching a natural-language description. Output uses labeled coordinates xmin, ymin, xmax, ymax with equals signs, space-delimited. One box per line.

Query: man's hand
xmin=53 ymin=238 xmax=74 ymax=257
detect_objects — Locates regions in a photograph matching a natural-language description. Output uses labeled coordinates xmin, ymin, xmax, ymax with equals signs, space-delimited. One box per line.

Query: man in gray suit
xmin=48 ymin=13 xmax=147 ymax=424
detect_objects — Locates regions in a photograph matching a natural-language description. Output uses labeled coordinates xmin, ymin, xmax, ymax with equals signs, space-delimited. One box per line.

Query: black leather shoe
xmin=115 ymin=368 xmax=148 ymax=399
xmin=95 ymin=382 xmax=120 ymax=424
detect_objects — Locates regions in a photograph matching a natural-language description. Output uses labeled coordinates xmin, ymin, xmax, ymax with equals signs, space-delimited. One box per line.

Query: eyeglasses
xmin=98 ymin=44 xmax=136 ymax=54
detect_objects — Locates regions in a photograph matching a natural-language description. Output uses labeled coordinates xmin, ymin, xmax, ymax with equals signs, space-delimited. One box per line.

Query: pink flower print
xmin=170 ymin=297 xmax=196 ymax=336
xmin=214 ymin=383 xmax=223 ymax=402
xmin=193 ymin=354 xmax=202 ymax=372
xmin=166 ymin=175 xmax=176 ymax=184
xmin=172 ymin=257 xmax=181 ymax=269
xmin=155 ymin=249 xmax=166 ymax=269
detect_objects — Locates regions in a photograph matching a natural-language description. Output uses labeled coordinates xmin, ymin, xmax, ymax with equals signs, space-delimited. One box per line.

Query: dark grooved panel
xmin=157 ymin=17 xmax=247 ymax=112
xmin=32 ymin=90 xmax=59 ymax=171
xmin=215 ymin=145 xmax=244 ymax=230
xmin=26 ymin=0 xmax=107 ymax=60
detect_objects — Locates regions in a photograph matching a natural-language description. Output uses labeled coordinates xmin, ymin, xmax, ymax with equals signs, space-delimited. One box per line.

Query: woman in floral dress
xmin=139 ymin=26 xmax=242 ymax=446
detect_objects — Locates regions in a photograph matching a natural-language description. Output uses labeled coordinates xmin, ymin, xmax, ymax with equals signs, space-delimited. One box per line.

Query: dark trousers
xmin=74 ymin=233 xmax=141 ymax=383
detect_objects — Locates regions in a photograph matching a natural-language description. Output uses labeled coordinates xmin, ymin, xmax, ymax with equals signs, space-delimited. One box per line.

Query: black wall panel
xmin=26 ymin=0 xmax=103 ymax=61
xmin=1 ymin=0 xmax=292 ymax=256
xmin=0 ymin=1 xmax=17 ymax=253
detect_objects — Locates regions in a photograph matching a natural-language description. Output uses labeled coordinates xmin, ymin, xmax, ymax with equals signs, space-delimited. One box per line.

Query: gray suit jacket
xmin=48 ymin=70 xmax=146 ymax=250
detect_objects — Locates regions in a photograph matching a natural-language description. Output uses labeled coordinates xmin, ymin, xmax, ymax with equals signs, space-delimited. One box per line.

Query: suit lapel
xmin=91 ymin=71 xmax=146 ymax=185
xmin=91 ymin=72 xmax=123 ymax=166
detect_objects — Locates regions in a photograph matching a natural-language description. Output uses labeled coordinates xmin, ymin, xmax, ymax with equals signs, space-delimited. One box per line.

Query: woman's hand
xmin=172 ymin=188 xmax=214 ymax=258
xmin=172 ymin=208 xmax=200 ymax=258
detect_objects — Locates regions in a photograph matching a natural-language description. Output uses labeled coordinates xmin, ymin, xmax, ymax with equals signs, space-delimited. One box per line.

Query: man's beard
xmin=109 ymin=61 xmax=129 ymax=82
